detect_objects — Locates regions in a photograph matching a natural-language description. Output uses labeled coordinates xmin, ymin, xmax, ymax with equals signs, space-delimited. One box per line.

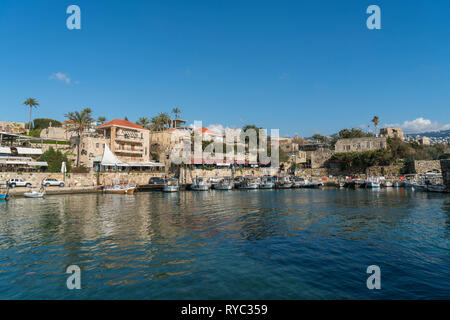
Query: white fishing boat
xmin=237 ymin=177 xmax=259 ymax=189
xmin=191 ymin=177 xmax=210 ymax=191
xmin=382 ymin=181 xmax=393 ymax=188
xmin=276 ymin=176 xmax=293 ymax=189
xmin=366 ymin=177 xmax=381 ymax=188
xmin=214 ymin=178 xmax=234 ymax=190
xmin=163 ymin=178 xmax=179 ymax=192
xmin=24 ymin=190 xmax=46 ymax=198
xmin=259 ymin=176 xmax=275 ymax=189
xmin=393 ymin=181 xmax=403 ymax=187
xmin=292 ymin=177 xmax=309 ymax=188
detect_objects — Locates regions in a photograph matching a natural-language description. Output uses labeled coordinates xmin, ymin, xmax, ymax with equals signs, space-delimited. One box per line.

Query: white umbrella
xmin=61 ymin=161 xmax=67 ymax=174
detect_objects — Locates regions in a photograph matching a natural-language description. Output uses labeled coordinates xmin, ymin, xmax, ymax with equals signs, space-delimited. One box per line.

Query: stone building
xmin=97 ymin=119 xmax=151 ymax=164
xmin=0 ymin=121 xmax=27 ymax=134
xmin=379 ymin=127 xmax=404 ymax=141
xmin=335 ymin=137 xmax=387 ymax=153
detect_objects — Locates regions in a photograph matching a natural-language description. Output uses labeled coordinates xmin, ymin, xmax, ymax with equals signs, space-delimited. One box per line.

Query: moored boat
xmin=237 ymin=176 xmax=259 ymax=189
xmin=366 ymin=177 xmax=381 ymax=188
xmin=276 ymin=176 xmax=293 ymax=189
xmin=104 ymin=184 xmax=137 ymax=194
xmin=24 ymin=190 xmax=46 ymax=198
xmin=259 ymin=176 xmax=275 ymax=189
xmin=214 ymin=178 xmax=234 ymax=190
xmin=191 ymin=177 xmax=210 ymax=191
xmin=163 ymin=178 xmax=180 ymax=192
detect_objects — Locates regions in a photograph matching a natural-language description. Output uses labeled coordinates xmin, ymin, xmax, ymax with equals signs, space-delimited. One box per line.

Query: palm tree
xmin=97 ymin=116 xmax=106 ymax=125
xmin=158 ymin=112 xmax=171 ymax=130
xmin=172 ymin=107 xmax=181 ymax=119
xmin=371 ymin=116 xmax=380 ymax=136
xmin=23 ymin=98 xmax=39 ymax=130
xmin=64 ymin=108 xmax=93 ymax=167
xmin=137 ymin=117 xmax=150 ymax=128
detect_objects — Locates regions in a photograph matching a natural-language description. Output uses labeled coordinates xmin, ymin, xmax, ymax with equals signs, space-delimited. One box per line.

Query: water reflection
xmin=0 ymin=189 xmax=449 ymax=299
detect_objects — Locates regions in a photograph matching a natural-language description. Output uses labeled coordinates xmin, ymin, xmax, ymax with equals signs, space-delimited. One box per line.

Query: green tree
xmin=64 ymin=108 xmax=93 ymax=167
xmin=371 ymin=116 xmax=380 ymax=136
xmin=23 ymin=98 xmax=39 ymax=130
xmin=38 ymin=147 xmax=71 ymax=173
xmin=137 ymin=117 xmax=150 ymax=128
xmin=172 ymin=107 xmax=181 ymax=119
xmin=97 ymin=116 xmax=106 ymax=125
xmin=33 ymin=118 xmax=62 ymax=130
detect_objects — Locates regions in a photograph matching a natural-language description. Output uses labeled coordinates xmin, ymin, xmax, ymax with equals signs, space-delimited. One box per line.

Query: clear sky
xmin=1 ymin=0 xmax=450 ymax=136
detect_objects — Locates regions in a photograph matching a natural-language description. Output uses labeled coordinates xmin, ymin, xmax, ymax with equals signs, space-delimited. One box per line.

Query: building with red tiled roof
xmin=193 ymin=127 xmax=222 ymax=137
xmin=97 ymin=119 xmax=146 ymax=130
xmin=94 ymin=119 xmax=150 ymax=164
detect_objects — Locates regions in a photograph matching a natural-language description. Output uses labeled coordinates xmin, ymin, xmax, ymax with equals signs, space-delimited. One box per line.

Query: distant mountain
xmin=406 ymin=129 xmax=450 ymax=139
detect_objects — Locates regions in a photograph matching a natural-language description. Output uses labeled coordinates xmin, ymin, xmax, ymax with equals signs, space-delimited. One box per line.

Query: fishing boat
xmin=237 ymin=176 xmax=259 ymax=189
xmin=382 ymin=181 xmax=393 ymax=188
xmin=366 ymin=177 xmax=381 ymax=188
xmin=303 ymin=181 xmax=323 ymax=189
xmin=162 ymin=178 xmax=180 ymax=192
xmin=191 ymin=177 xmax=210 ymax=191
xmin=214 ymin=178 xmax=234 ymax=190
xmin=259 ymin=176 xmax=275 ymax=189
xmin=24 ymin=190 xmax=46 ymax=198
xmin=345 ymin=179 xmax=365 ymax=189
xmin=0 ymin=187 xmax=9 ymax=201
xmin=392 ymin=181 xmax=403 ymax=187
xmin=427 ymin=184 xmax=446 ymax=193
xmin=276 ymin=176 xmax=293 ymax=189
xmin=104 ymin=184 xmax=137 ymax=195
xmin=292 ymin=177 xmax=308 ymax=188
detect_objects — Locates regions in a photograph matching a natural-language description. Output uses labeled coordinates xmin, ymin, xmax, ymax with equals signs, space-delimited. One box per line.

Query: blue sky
xmin=1 ymin=0 xmax=450 ymax=136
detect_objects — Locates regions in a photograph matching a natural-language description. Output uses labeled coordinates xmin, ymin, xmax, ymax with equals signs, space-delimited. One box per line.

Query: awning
xmin=28 ymin=161 xmax=48 ymax=166
xmin=0 ymin=147 xmax=11 ymax=154
xmin=15 ymin=147 xmax=43 ymax=155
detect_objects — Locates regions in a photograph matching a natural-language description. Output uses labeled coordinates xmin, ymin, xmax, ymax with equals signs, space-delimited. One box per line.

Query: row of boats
xmin=162 ymin=176 xmax=324 ymax=192
xmin=341 ymin=173 xmax=447 ymax=193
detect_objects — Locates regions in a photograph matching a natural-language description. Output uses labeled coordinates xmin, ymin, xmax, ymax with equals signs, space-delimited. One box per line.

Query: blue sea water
xmin=0 ymin=188 xmax=449 ymax=299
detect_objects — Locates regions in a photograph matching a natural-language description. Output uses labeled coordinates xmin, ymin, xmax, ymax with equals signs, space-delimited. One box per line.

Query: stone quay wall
xmin=412 ymin=160 xmax=442 ymax=174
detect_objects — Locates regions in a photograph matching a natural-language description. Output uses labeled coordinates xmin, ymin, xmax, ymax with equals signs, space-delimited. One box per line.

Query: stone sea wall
xmin=413 ymin=160 xmax=442 ymax=174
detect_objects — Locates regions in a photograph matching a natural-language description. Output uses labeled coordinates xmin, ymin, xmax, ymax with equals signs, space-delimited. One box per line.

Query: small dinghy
xmin=24 ymin=190 xmax=46 ymax=198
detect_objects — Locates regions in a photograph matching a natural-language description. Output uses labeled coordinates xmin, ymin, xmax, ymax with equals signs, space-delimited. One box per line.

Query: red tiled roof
xmin=194 ymin=127 xmax=221 ymax=136
xmin=97 ymin=119 xmax=147 ymax=130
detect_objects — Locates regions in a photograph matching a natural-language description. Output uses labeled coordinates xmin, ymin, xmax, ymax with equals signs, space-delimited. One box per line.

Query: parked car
xmin=42 ymin=178 xmax=65 ymax=187
xmin=149 ymin=177 xmax=165 ymax=185
xmin=7 ymin=178 xmax=32 ymax=188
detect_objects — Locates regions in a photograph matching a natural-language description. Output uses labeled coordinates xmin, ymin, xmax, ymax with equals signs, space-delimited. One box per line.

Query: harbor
xmin=1 ymin=188 xmax=449 ymax=299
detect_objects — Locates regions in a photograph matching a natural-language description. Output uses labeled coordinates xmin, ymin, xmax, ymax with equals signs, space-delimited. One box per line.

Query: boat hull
xmin=276 ymin=183 xmax=293 ymax=189
xmin=0 ymin=194 xmax=8 ymax=201
xmin=104 ymin=187 xmax=136 ymax=195
xmin=191 ymin=185 xmax=210 ymax=191
xmin=259 ymin=183 xmax=274 ymax=189
xmin=24 ymin=192 xmax=45 ymax=198
xmin=163 ymin=185 xmax=179 ymax=192
xmin=214 ymin=184 xmax=233 ymax=190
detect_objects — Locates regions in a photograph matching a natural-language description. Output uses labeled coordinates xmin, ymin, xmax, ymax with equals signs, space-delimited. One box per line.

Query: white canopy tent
xmin=99 ymin=144 xmax=164 ymax=169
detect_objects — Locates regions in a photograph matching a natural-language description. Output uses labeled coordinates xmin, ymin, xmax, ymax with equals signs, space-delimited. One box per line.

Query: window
xmin=96 ymin=143 xmax=99 ymax=148
xmin=366 ymin=142 xmax=371 ymax=148
xmin=356 ymin=143 xmax=361 ymax=150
